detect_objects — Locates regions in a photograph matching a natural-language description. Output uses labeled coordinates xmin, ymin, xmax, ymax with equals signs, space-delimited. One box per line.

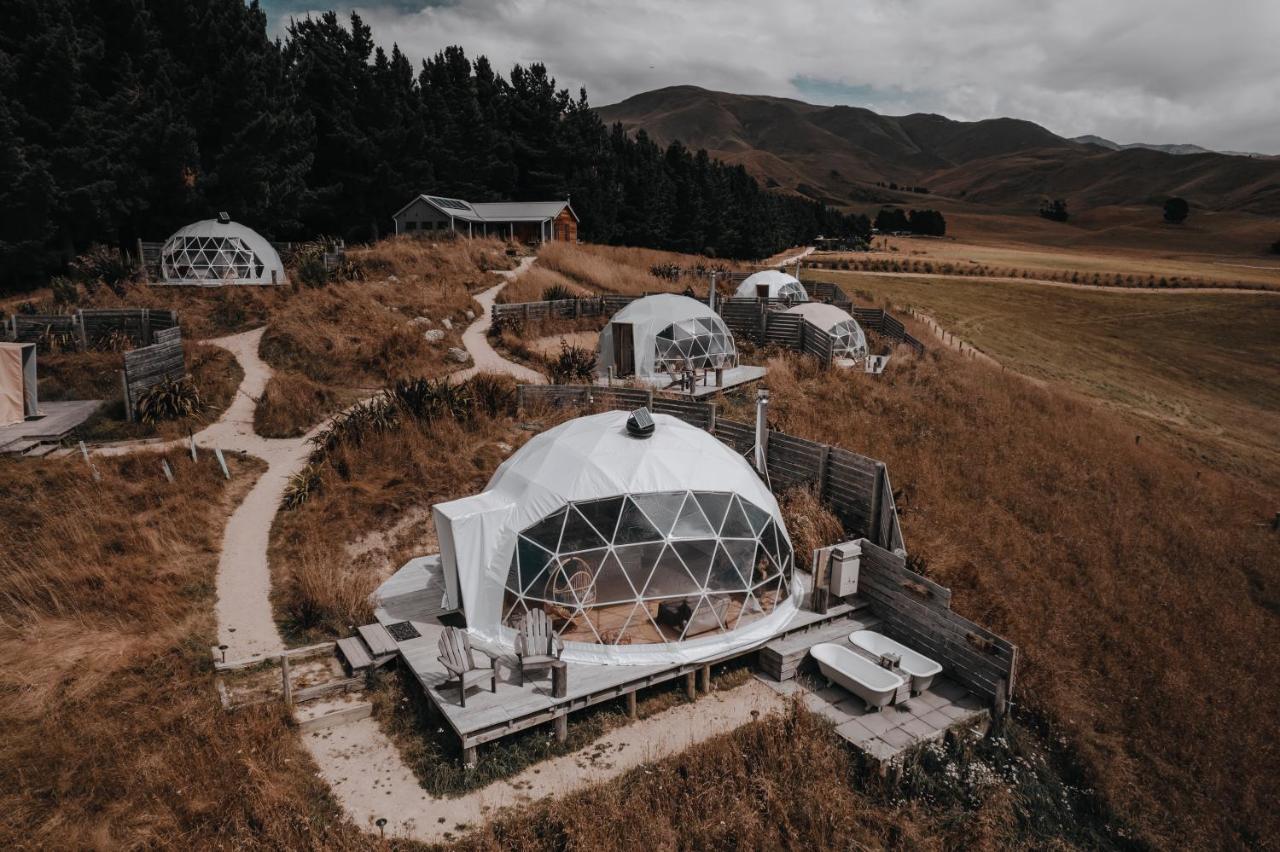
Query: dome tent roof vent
xmin=217 ymin=211 xmax=232 ymax=224
xmin=626 ymin=406 xmax=655 ymax=438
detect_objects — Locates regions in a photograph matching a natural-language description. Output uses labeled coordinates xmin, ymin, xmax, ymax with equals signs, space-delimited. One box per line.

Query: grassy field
xmin=828 ymin=230 xmax=1280 ymax=290
xmin=811 ymin=268 xmax=1280 ymax=479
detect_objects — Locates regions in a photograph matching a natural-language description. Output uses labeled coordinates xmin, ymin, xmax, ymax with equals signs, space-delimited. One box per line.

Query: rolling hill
xmin=597 ymin=86 xmax=1280 ymax=216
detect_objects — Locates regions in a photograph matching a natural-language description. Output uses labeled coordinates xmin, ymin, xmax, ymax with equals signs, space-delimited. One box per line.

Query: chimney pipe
xmin=754 ymin=389 xmax=769 ymax=475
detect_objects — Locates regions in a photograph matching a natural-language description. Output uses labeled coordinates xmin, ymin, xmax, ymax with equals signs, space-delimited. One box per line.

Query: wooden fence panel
xmin=857 ymin=540 xmax=1017 ymax=701
xmin=651 ymin=396 xmax=715 ymax=430
xmin=712 ymin=417 xmax=755 ymax=456
xmin=10 ymin=315 xmax=77 ymax=344
xmin=762 ymin=312 xmax=803 ymax=348
xmin=800 ymin=320 xmax=834 ymax=365
xmin=716 ymin=300 xmax=766 ymax=343
xmin=122 ymin=329 xmax=185 ymax=421
xmin=80 ymin=308 xmax=178 ymax=347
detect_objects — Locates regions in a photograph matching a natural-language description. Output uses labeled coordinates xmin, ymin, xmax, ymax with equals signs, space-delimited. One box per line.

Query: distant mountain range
xmin=596 ymin=87 xmax=1280 ymax=215
xmin=1070 ymin=135 xmax=1271 ymax=159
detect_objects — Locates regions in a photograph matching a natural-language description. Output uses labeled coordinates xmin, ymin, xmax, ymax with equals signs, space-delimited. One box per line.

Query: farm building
xmin=156 ymin=214 xmax=285 ymax=286
xmin=734 ymin=269 xmax=809 ymax=302
xmin=393 ymin=195 xmax=578 ymax=243
xmin=594 ymin=294 xmax=766 ymax=395
xmin=432 ymin=410 xmax=798 ymax=664
xmin=785 ymin=303 xmax=868 ymax=359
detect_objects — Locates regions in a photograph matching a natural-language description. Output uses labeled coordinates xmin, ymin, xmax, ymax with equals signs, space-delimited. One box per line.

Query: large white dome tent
xmin=734 ymin=269 xmax=808 ymax=302
xmin=596 ymin=293 xmax=738 ymax=380
xmin=157 ymin=213 xmax=286 ymax=286
xmin=432 ymin=410 xmax=801 ymax=665
xmin=786 ymin=303 xmax=868 ymax=359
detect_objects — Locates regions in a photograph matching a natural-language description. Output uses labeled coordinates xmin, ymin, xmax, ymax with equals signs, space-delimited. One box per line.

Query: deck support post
xmin=698 ymin=664 xmax=711 ymax=694
xmin=280 ymin=652 xmax=292 ymax=708
xmin=684 ymin=671 xmax=697 ymax=701
xmin=626 ymin=690 xmax=638 ymax=719
xmin=463 ymin=745 xmax=477 ymax=769
xmin=554 ymin=713 xmax=568 ymax=743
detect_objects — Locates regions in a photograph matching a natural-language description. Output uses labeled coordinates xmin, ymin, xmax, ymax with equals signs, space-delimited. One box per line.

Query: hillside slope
xmin=597 ymin=86 xmax=1280 ymax=215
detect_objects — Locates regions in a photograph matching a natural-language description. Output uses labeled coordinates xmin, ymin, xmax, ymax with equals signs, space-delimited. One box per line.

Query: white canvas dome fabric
xmin=159 ymin=218 xmax=285 ymax=285
xmin=785 ymin=303 xmax=868 ymax=357
xmin=596 ymin=293 xmax=737 ymax=378
xmin=433 ymin=411 xmax=801 ymax=664
xmin=734 ymin=269 xmax=809 ymax=301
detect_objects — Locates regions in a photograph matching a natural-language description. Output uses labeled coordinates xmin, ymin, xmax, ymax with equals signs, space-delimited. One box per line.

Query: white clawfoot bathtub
xmin=810 ymin=642 xmax=904 ymax=711
xmin=849 ymin=630 xmax=942 ymax=694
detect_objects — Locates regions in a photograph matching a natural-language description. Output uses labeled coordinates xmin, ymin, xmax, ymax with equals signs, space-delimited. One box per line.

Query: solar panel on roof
xmin=428 ymin=196 xmax=471 ymax=211
xmin=626 ymin=407 xmax=655 ymax=438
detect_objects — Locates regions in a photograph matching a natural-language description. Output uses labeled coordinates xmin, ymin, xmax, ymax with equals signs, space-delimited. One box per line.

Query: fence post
xmin=869 ymin=462 xmax=885 ymax=543
xmin=121 ymin=370 xmax=133 ymax=423
xmin=707 ymin=402 xmax=717 ymax=434
xmin=817 ymin=444 xmax=831 ymax=500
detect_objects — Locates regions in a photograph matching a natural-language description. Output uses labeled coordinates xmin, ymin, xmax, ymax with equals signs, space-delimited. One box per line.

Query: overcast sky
xmin=263 ymin=0 xmax=1280 ymax=154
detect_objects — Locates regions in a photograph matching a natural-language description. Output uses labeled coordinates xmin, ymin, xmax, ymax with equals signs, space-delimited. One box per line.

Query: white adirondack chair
xmin=514 ymin=609 xmax=564 ymax=687
xmin=437 ymin=627 xmax=497 ymax=707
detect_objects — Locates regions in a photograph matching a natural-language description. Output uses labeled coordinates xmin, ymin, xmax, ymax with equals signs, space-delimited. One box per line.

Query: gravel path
xmin=452 ymin=256 xmax=546 ymax=385
xmin=304 ymin=679 xmax=786 ymax=844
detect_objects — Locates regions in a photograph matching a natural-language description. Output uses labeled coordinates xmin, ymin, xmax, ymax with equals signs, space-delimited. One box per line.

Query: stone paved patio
xmin=758 ymin=673 xmax=988 ymax=762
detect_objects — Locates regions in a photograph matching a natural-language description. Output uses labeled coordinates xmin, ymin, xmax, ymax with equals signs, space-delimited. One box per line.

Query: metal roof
xmin=395 ymin=194 xmax=576 ymax=223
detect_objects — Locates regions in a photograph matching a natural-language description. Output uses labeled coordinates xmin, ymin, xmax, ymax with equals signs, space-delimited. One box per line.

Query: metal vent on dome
xmin=217 ymin=211 xmax=231 ymax=224
xmin=626 ymin=407 xmax=655 ymax=438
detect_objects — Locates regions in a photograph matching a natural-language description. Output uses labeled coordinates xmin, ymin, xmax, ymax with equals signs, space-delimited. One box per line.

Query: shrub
xmin=50 ymin=276 xmax=79 ymax=306
xmin=469 ymin=373 xmax=518 ymax=418
xmin=548 ymin=338 xmax=596 ymax=384
xmin=70 ymin=243 xmax=132 ymax=296
xmin=292 ymin=244 xmax=329 ymax=288
xmin=281 ymin=462 xmax=324 ymax=510
xmin=391 ymin=376 xmax=473 ymax=422
xmin=134 ymin=376 xmax=202 ymax=424
xmin=542 ymin=283 xmax=576 ymax=301
xmin=1163 ymin=196 xmax=1189 ymax=224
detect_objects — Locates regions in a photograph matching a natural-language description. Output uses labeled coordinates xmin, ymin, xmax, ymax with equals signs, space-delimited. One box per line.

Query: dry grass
xmin=777 ymin=486 xmax=844 ymax=564
xmin=38 ymin=342 xmax=243 ymax=443
xmin=495 ymin=265 xmax=588 ymax=304
xmin=253 ymin=369 xmax=343 ymax=439
xmin=0 ymin=452 xmax=370 ymax=850
xmin=534 ymin=242 xmax=746 ymax=297
xmin=812 ymin=268 xmax=1280 ymax=480
xmin=268 ymin=386 xmax=547 ymax=643
xmin=714 ymin=346 xmax=1280 ymax=849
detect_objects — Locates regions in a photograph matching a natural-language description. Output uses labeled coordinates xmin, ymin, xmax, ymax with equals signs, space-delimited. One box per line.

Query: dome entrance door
xmin=612 ymin=322 xmax=634 ymax=377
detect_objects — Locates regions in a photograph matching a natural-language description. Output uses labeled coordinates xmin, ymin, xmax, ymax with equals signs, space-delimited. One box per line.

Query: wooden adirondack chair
xmin=514 ymin=609 xmax=564 ymax=687
xmin=437 ymin=627 xmax=497 ymax=707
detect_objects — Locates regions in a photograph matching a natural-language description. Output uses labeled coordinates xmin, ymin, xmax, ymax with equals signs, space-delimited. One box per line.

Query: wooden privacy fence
xmin=856 ymin=539 xmax=1017 ymax=703
xmin=121 ymin=326 xmax=185 ymax=421
xmin=515 ymin=384 xmax=903 ymax=551
xmin=6 ymin=308 xmax=178 ymax=350
xmin=491 ymin=294 xmax=637 ymax=327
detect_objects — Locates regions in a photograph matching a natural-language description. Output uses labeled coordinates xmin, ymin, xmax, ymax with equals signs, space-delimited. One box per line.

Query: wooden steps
xmin=758 ymin=608 xmax=881 ymax=682
xmin=336 ymin=624 xmax=399 ymax=674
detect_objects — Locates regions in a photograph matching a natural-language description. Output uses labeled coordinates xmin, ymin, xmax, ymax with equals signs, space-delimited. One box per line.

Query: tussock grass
xmin=536 ymin=242 xmax=746 ymax=296
xmin=253 ymin=369 xmax=342 ymax=438
xmin=720 ymin=344 xmax=1280 ymax=849
xmin=495 ymin=265 xmax=587 ymax=304
xmin=0 ymin=453 xmax=369 ymax=849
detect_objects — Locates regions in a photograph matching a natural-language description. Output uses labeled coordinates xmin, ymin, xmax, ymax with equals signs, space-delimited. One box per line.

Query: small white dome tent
xmin=158 ymin=214 xmax=285 ymax=285
xmin=432 ymin=410 xmax=800 ymax=665
xmin=786 ymin=303 xmax=868 ymax=359
xmin=597 ymin=293 xmax=738 ymax=379
xmin=734 ymin=269 xmax=808 ymax=302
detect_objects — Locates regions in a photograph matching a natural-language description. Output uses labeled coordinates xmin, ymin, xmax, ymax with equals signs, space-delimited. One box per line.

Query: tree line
xmin=874 ymin=207 xmax=946 ymax=236
xmin=0 ymin=1 xmax=869 ymax=293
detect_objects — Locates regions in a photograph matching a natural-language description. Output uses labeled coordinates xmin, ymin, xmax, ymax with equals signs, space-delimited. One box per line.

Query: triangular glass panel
xmin=672 ymin=539 xmax=717 ymax=586
xmin=560 ymin=506 xmax=608 ymax=553
xmin=671 ymin=494 xmax=714 ymax=538
xmin=740 ymin=499 xmax=771 ymax=535
xmin=694 ymin=493 xmax=731 ymax=532
xmin=516 ymin=537 xmax=554 ymax=596
xmin=586 ymin=550 xmax=638 ymax=605
xmin=575 ymin=496 xmax=624 ymax=543
xmin=614 ymin=497 xmax=664 ymax=545
xmin=502 ymin=596 xmax=529 ymax=628
xmin=613 ymin=541 xmax=667 ymax=592
xmin=639 ymin=544 xmax=702 ymax=599
xmin=752 ymin=576 xmax=784 ymax=614
xmin=731 ymin=590 xmax=763 ymax=629
xmin=629 ymin=492 xmax=684 ymax=538
xmin=523 ymin=506 xmax=567 ymax=551
xmin=711 ymin=541 xmax=754 ymax=591
xmin=545 ymin=549 xmax=607 ymax=608
xmin=720 ymin=495 xmax=754 ymax=538
xmin=679 ymin=595 xmax=726 ymax=641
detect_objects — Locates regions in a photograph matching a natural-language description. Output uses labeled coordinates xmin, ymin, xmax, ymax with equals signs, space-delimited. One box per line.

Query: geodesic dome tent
xmin=158 ymin=215 xmax=285 ymax=285
xmin=733 ymin=269 xmax=809 ymax=302
xmin=597 ymin=293 xmax=738 ymax=379
xmin=785 ymin=303 xmax=868 ymax=358
xmin=433 ymin=410 xmax=800 ymax=665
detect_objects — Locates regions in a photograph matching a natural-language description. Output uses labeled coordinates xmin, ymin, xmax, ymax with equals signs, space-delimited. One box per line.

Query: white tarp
xmin=432 ymin=410 xmax=799 ymax=664
xmin=596 ymin=293 xmax=735 ymax=379
xmin=733 ymin=269 xmax=809 ymax=301
xmin=0 ymin=343 xmax=33 ymax=427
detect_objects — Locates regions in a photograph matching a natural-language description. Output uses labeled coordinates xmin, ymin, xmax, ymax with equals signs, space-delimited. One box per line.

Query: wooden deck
xmin=373 ymin=555 xmax=456 ymax=624
xmin=375 ymin=568 xmax=864 ymax=754
xmin=594 ymin=364 xmax=767 ymax=399
xmin=0 ymin=400 xmax=102 ymax=454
